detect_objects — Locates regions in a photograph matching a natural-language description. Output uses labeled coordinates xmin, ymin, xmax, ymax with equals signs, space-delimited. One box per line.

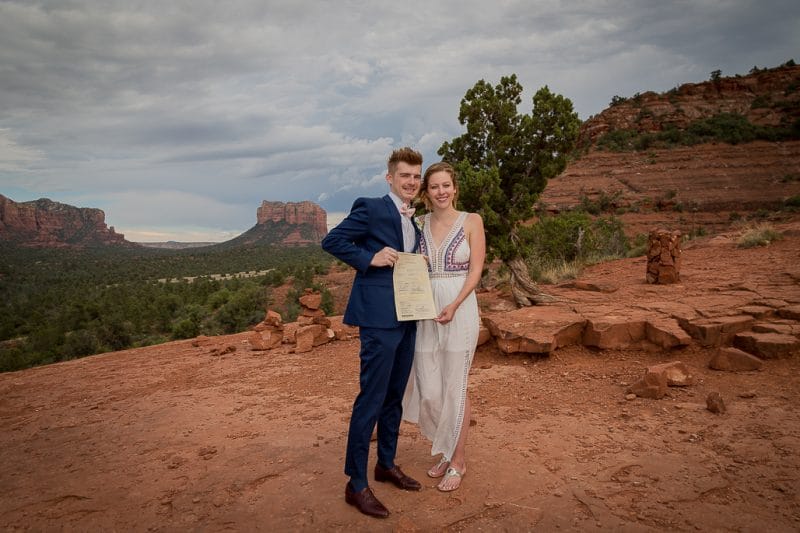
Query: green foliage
xmin=579 ymin=190 xmax=622 ymax=215
xmin=320 ymin=289 xmax=335 ymax=316
xmin=750 ymin=95 xmax=771 ymax=109
xmin=518 ymin=211 xmax=629 ymax=281
xmin=736 ymin=223 xmax=782 ymax=248
xmin=610 ymin=95 xmax=628 ymax=107
xmin=596 ymin=129 xmax=639 ymax=151
xmin=213 ymin=282 xmax=267 ymax=333
xmin=710 ymin=69 xmax=722 ymax=82
xmin=627 ymin=233 xmax=649 ymax=258
xmin=0 ymin=243 xmax=333 ymax=372
xmin=597 ymin=112 xmax=800 ymax=152
xmin=784 ymin=195 xmax=800 ymax=208
xmin=438 ymin=74 xmax=581 ymax=263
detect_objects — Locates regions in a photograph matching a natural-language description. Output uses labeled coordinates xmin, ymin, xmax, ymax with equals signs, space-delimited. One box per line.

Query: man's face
xmin=386 ymin=161 xmax=422 ymax=204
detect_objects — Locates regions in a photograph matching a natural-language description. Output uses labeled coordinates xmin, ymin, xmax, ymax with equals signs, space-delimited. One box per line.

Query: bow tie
xmin=399 ymin=203 xmax=415 ymax=218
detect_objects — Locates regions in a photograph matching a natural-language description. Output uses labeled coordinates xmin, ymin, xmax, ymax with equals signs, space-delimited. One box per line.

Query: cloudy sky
xmin=1 ymin=1 xmax=798 ymax=242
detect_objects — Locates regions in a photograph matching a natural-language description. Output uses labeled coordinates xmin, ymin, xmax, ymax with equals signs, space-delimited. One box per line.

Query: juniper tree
xmin=438 ymin=74 xmax=581 ymax=305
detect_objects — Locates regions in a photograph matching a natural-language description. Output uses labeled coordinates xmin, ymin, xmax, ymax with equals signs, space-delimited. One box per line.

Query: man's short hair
xmin=387 ymin=147 xmax=423 ymax=174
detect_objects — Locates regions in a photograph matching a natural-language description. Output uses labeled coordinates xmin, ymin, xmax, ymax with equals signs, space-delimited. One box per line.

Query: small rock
xmin=625 ymin=393 xmax=637 ymax=401
xmin=706 ymin=392 xmax=726 ymax=414
xmin=627 ymin=370 xmax=668 ymax=399
xmin=198 ymin=446 xmax=218 ymax=460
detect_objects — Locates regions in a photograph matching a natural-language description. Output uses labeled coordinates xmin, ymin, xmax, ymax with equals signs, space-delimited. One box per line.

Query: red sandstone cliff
xmin=0 ymin=194 xmax=131 ymax=248
xmin=542 ymin=63 xmax=800 ymax=238
xmin=257 ymin=201 xmax=327 ymax=232
xmin=224 ymin=200 xmax=328 ymax=247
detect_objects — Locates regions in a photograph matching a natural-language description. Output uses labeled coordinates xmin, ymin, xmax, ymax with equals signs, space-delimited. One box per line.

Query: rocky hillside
xmin=0 ymin=194 xmax=131 ymax=248
xmin=219 ymin=200 xmax=327 ymax=247
xmin=579 ymin=62 xmax=800 ymax=145
xmin=541 ymin=63 xmax=800 ymax=237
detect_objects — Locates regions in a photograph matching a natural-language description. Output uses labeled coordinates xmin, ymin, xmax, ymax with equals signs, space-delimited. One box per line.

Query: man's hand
xmin=371 ymin=247 xmax=400 ymax=268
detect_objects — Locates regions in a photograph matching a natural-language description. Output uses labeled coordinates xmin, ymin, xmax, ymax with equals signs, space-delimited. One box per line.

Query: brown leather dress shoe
xmin=374 ymin=464 xmax=422 ymax=491
xmin=345 ymin=482 xmax=390 ymax=518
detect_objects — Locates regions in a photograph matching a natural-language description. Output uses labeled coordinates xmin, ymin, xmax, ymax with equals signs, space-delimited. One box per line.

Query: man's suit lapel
xmin=382 ymin=195 xmax=404 ymax=251
xmin=412 ymin=217 xmax=421 ymax=253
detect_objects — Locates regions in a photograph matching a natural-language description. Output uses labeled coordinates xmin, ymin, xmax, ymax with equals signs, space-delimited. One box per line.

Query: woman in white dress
xmin=403 ymin=162 xmax=485 ymax=492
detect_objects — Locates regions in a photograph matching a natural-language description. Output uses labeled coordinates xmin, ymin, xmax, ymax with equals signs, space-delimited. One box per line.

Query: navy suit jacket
xmin=321 ymin=195 xmax=419 ymax=329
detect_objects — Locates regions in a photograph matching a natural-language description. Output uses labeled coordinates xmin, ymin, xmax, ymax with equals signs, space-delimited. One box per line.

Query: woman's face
xmin=426 ymin=171 xmax=456 ymax=210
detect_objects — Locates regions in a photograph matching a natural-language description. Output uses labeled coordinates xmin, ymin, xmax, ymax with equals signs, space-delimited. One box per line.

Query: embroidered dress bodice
xmin=418 ymin=212 xmax=470 ymax=278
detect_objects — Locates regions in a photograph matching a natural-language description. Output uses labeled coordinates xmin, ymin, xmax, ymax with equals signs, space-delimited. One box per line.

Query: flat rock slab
xmin=733 ymin=331 xmax=800 ymax=359
xmin=681 ymin=294 xmax=760 ymax=318
xmin=736 ymin=305 xmax=775 ymax=318
xmin=678 ymin=315 xmax=755 ymax=346
xmin=709 ymin=347 xmax=764 ymax=371
xmin=583 ymin=316 xmax=647 ymax=349
xmin=778 ymin=305 xmax=800 ymax=320
xmin=646 ymin=318 xmax=692 ymax=349
xmin=483 ymin=306 xmax=586 ymax=354
xmin=751 ymin=321 xmax=800 ymax=336
xmin=557 ymin=280 xmax=619 ymax=293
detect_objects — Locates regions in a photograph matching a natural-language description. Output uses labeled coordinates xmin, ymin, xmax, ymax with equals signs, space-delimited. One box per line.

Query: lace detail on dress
xmin=423 ymin=212 xmax=470 ymax=277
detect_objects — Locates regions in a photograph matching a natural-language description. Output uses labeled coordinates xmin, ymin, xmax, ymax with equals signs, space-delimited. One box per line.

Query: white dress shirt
xmin=388 ymin=192 xmax=416 ymax=252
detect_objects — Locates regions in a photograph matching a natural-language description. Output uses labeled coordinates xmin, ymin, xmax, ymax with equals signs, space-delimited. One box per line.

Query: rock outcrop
xmin=540 ymin=64 xmax=800 ymax=238
xmin=223 ymin=200 xmax=327 ymax=247
xmin=0 ymin=194 xmax=131 ymax=248
xmin=579 ymin=63 xmax=800 ymax=146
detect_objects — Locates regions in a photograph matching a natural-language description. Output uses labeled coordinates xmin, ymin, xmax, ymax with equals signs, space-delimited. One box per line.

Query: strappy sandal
xmin=427 ymin=456 xmax=450 ymax=478
xmin=437 ymin=466 xmax=465 ymax=492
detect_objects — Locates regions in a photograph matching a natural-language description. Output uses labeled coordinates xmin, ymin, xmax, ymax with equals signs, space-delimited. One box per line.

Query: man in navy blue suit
xmin=321 ymin=147 xmax=424 ymax=518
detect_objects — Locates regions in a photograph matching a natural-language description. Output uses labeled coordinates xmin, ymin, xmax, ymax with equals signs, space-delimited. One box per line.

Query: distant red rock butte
xmin=256 ymin=200 xmax=328 ymax=246
xmin=0 ymin=194 xmax=129 ymax=248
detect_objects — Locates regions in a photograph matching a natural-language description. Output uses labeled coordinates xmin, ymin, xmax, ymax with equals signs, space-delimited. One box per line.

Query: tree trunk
xmin=507 ymin=256 xmax=556 ymax=306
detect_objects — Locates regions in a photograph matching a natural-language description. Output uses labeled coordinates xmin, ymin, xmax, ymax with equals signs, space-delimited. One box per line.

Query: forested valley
xmin=0 ymin=243 xmax=334 ymax=372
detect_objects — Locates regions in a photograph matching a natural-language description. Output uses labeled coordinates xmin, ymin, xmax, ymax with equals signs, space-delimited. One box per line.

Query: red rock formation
xmin=258 ymin=201 xmax=326 ymax=230
xmin=579 ymin=64 xmax=800 ymax=145
xmin=0 ymin=194 xmax=131 ymax=248
xmin=230 ymin=200 xmax=327 ymax=246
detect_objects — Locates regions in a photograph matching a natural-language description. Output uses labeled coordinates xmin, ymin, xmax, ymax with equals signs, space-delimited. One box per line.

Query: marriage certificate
xmin=393 ymin=252 xmax=437 ymax=321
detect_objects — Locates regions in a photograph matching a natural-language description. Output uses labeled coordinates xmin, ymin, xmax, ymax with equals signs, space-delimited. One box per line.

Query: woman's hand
xmin=434 ymin=302 xmax=458 ymax=324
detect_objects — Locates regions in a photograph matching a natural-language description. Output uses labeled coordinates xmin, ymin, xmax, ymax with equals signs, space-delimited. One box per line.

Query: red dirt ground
xmin=2 ymin=219 xmax=799 ymax=532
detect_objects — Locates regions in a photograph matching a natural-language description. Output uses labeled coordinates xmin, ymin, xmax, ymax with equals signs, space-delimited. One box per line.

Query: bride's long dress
xmin=402 ymin=211 xmax=480 ymax=459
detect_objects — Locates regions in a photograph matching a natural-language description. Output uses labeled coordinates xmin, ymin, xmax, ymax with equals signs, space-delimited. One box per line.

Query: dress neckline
xmin=425 ymin=211 xmax=466 ymax=251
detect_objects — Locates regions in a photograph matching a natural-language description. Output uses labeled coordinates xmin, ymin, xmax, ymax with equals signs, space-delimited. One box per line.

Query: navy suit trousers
xmin=344 ymin=322 xmax=416 ymax=490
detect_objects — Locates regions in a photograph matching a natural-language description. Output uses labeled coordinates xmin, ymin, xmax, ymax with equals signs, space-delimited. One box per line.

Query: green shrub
xmin=537 ymin=261 xmax=582 ymax=284
xmin=519 ymin=212 xmax=629 ymax=282
xmin=750 ymin=95 xmax=771 ymax=109
xmin=785 ymin=195 xmax=800 ymax=208
xmin=213 ymin=283 xmax=266 ymax=333
xmin=320 ymin=288 xmax=335 ymax=316
xmin=172 ymin=318 xmax=200 ymax=340
xmin=597 ymin=129 xmax=639 ymax=151
xmin=63 ymin=329 xmax=99 ymax=358
xmin=610 ymin=95 xmax=628 ymax=107
xmin=736 ymin=223 xmax=782 ymax=248
xmin=595 ymin=112 xmax=799 ymax=152
xmin=627 ymin=233 xmax=649 ymax=257
xmin=579 ymin=190 xmax=622 ymax=214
